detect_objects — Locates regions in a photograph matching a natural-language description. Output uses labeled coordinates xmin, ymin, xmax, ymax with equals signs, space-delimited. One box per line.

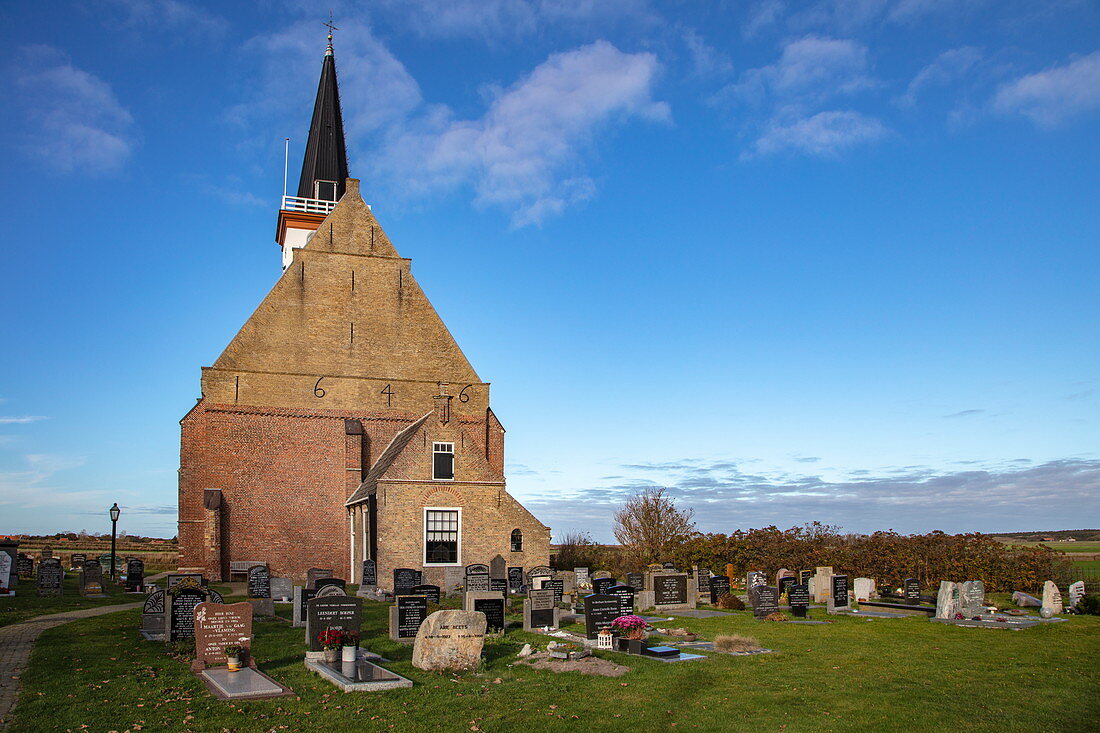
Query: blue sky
xmin=1 ymin=0 xmax=1097 ymax=541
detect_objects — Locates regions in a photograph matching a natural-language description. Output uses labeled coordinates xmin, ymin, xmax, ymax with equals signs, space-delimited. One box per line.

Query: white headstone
xmin=1040 ymin=580 xmax=1063 ymax=616
xmin=1068 ymin=580 xmax=1085 ymax=609
xmin=854 ymin=577 xmax=875 ymax=602
xmin=935 ymin=581 xmax=960 ymax=619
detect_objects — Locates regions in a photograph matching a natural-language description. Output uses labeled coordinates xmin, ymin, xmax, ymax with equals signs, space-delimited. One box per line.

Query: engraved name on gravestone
xmin=412 ymin=584 xmax=441 ymax=604
xmin=752 ymin=586 xmax=780 ymax=618
xmin=270 ymin=577 xmax=293 ymax=601
xmin=394 ymin=568 xmax=422 ymax=595
xmin=507 ymin=567 xmax=525 ymax=593
xmin=696 ymin=570 xmax=711 ymax=594
xmin=575 ymin=567 xmax=590 ymax=586
xmin=473 ymin=597 xmax=506 ymax=634
xmin=465 ymin=564 xmax=490 ymax=592
xmin=609 ymin=584 xmax=635 ymax=616
xmin=195 ymin=601 xmax=253 ymax=666
xmin=70 ymin=553 xmax=87 ymax=569
xmin=584 ymin=594 xmax=622 ymax=639
xmin=778 ymin=575 xmax=797 ymax=598
xmin=788 ymin=584 xmax=810 ymax=618
xmin=829 ymin=575 xmax=850 ymax=613
xmin=361 ymin=559 xmax=377 ymax=586
xmin=527 ymin=588 xmax=556 ymax=629
xmin=306 ymin=596 xmax=362 ymax=651
xmin=546 ymin=578 xmax=565 ymax=604
xmin=126 ymin=558 xmax=145 ymax=592
xmin=592 ymin=577 xmax=614 ymax=595
xmin=17 ymin=555 xmax=33 ymax=578
xmin=247 ymin=566 xmax=271 ymax=598
xmin=626 ymin=572 xmax=645 ymax=591
xmin=170 ymin=585 xmax=208 ymax=640
xmin=904 ymin=578 xmax=921 ymax=605
xmin=81 ymin=559 xmax=105 ymax=596
xmin=961 ymin=580 xmax=985 ymax=615
xmin=413 ymin=610 xmax=487 ymax=672
xmin=37 ymin=558 xmax=63 ymax=596
xmin=799 ymin=570 xmax=814 ymax=586
xmin=709 ymin=575 xmax=731 ymax=604
xmin=490 ymin=578 xmax=508 ymax=595
xmin=315 ymin=584 xmax=347 ymax=599
xmin=654 ymin=574 xmax=688 ymax=606
xmin=746 ymin=571 xmax=766 ymax=590
xmin=392 ymin=595 xmax=429 ymax=641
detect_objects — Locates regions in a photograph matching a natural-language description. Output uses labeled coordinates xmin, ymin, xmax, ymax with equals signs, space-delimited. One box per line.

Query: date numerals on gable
xmin=381 ymin=383 xmax=395 ymax=407
xmin=313 ymin=376 xmax=326 ymax=398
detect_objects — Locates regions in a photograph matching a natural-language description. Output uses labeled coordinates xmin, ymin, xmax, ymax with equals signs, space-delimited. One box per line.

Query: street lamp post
xmin=109 ymin=503 xmax=121 ymax=579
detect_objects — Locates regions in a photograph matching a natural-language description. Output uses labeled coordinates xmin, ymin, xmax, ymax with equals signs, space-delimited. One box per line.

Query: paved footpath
xmin=0 ymin=602 xmax=142 ymax=729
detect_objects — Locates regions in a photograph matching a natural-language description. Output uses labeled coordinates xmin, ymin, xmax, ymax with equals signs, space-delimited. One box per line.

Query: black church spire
xmin=297 ymin=33 xmax=349 ymax=202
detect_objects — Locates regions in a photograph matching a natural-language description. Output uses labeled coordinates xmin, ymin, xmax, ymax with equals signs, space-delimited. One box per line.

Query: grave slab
xmin=199 ymin=668 xmax=292 ymax=700
xmin=304 ymin=658 xmax=413 ymax=692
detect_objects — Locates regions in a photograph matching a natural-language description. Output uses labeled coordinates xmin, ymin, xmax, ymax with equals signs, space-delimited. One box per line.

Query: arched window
xmin=510 ymin=529 xmax=523 ymax=552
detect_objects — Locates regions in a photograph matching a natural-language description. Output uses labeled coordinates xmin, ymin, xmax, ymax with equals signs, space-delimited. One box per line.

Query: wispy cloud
xmin=899 ymin=46 xmax=983 ymax=107
xmin=942 ymin=408 xmax=985 ymax=418
xmin=0 ymin=416 xmax=49 ymax=424
xmin=102 ymin=0 xmax=227 ymax=40
xmin=10 ymin=45 xmax=135 ymax=174
xmin=750 ymin=110 xmax=888 ymax=158
xmin=993 ymin=50 xmax=1100 ymax=127
xmin=682 ymin=29 xmax=734 ymax=77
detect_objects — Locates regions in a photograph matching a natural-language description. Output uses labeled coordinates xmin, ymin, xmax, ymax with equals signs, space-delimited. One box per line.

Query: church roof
xmin=345 ymin=412 xmax=434 ymax=507
xmin=297 ymin=40 xmax=349 ymax=201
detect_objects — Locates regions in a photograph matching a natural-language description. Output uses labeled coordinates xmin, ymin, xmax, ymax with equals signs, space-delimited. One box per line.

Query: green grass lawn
xmin=0 ymin=573 xmax=140 ymax=628
xmin=1070 ymin=559 xmax=1100 ymax=574
xmin=8 ymin=599 xmax=1099 ymax=732
xmin=1007 ymin=541 xmax=1100 ymax=553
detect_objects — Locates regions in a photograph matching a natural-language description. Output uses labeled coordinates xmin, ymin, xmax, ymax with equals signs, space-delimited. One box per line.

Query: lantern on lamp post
xmin=109 ymin=503 xmax=121 ymax=579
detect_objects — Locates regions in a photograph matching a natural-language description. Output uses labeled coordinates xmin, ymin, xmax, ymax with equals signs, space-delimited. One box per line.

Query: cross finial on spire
xmin=323 ymin=11 xmax=338 ymax=55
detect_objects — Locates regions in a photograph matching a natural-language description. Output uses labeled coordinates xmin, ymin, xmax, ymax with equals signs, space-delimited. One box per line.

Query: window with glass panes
xmin=433 ymin=442 xmax=454 ymax=480
xmin=425 ymin=509 xmax=459 ymax=564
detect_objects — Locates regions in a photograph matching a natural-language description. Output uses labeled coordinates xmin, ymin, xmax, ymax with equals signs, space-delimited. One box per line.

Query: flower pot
xmin=323 ymin=648 xmax=339 ymax=663
xmin=226 ymin=655 xmax=241 ymax=672
xmin=627 ymin=639 xmax=647 ymax=655
xmin=616 ymin=637 xmax=630 ymax=652
xmin=341 ymin=645 xmax=358 ymax=662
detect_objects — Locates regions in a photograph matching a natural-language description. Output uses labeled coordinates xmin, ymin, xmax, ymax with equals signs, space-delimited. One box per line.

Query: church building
xmin=177 ymin=35 xmax=550 ymax=589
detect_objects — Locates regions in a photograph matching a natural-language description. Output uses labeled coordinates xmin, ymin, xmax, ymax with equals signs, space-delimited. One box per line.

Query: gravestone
xmin=853 ymin=577 xmax=875 ymax=602
xmin=142 ymin=589 xmax=166 ymax=637
xmin=746 ymin=571 xmax=766 ymax=590
xmin=752 ymin=586 xmax=780 ymax=618
xmin=270 ymin=577 xmax=293 ymax=602
xmin=788 ymin=584 xmax=810 ymax=618
xmin=489 ymin=555 xmax=507 ymax=580
xmin=465 ymin=564 xmax=490 ymax=592
xmin=306 ymin=596 xmax=363 ymax=652
xmin=1012 ymin=590 xmax=1041 ymax=607
xmin=17 ymin=554 xmax=33 ymax=578
xmin=626 ymin=572 xmax=644 ymax=591
xmin=584 ymin=594 xmax=622 ymax=639
xmin=778 ymin=575 xmax=797 ymax=598
xmin=194 ymin=601 xmax=253 ymax=666
xmin=592 ymin=577 xmax=614 ymax=595
xmin=524 ymin=589 xmax=558 ymax=631
xmin=80 ymin=559 xmax=106 ymax=597
xmin=654 ymin=574 xmax=689 ymax=607
xmin=306 ymin=568 xmax=334 ymax=590
xmin=545 ymin=578 xmax=565 ymax=604
xmin=904 ymin=578 xmax=921 ymax=605
xmin=709 ymin=575 xmax=731 ymax=604
xmin=412 ymin=610 xmax=487 ymax=672
xmin=412 ymin=584 xmax=441 ymax=604
xmin=393 ymin=568 xmax=422 ymax=595
xmin=70 ymin=553 xmax=87 ymax=569
xmin=167 ymin=573 xmax=204 ymax=590
xmin=960 ymin=580 xmax=985 ymax=616
xmin=609 ymin=584 xmax=635 ymax=616
xmin=1041 ymin=580 xmax=1063 ymax=616
xmin=827 ymin=575 xmax=850 ymax=614
xmin=168 ymin=581 xmax=210 ymax=641
xmin=489 ymin=578 xmax=508 ymax=595
xmin=696 ymin=569 xmax=711 ymax=595
xmin=663 ymin=562 xmax=677 ymax=571
xmin=125 ymin=558 xmax=145 ymax=592
xmin=36 ymin=558 xmax=63 ymax=597
xmin=799 ymin=569 xmax=813 ymax=586
xmin=1068 ymin=580 xmax=1085 ymax=609
xmin=466 ymin=592 xmax=506 ymax=634
xmin=316 ymin=584 xmax=347 ymax=599
xmin=574 ymin=567 xmax=590 ymax=587
xmin=390 ymin=595 xmax=429 ymax=642
xmin=813 ymin=567 xmax=834 ymax=603
xmin=293 ymin=587 xmax=318 ymax=627
xmin=39 ymin=547 xmax=52 ymax=561
xmin=247 ymin=565 xmax=271 ymax=598
xmin=935 ymin=581 xmax=960 ymax=619
xmin=361 ymin=559 xmax=377 ymax=587
xmin=507 ymin=567 xmax=525 ymax=594
xmin=443 ymin=567 xmax=464 ymax=595
xmin=527 ymin=566 xmax=553 ymax=587
xmin=316 ymin=578 xmax=346 ymax=592
xmin=775 ymin=568 xmax=795 ymax=587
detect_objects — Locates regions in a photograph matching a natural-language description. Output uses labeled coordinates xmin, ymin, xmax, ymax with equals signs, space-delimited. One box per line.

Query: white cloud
xmin=0 ymin=416 xmax=48 ymax=424
xmin=104 ymin=0 xmax=227 ymax=39
xmin=993 ymin=50 xmax=1100 ymax=127
xmin=11 ymin=46 xmax=135 ymax=174
xmin=683 ymin=29 xmax=734 ymax=77
xmin=899 ymin=46 xmax=983 ymax=107
xmin=724 ymin=36 xmax=874 ymax=107
xmin=750 ymin=110 xmax=889 ymax=157
xmin=377 ymin=40 xmax=668 ymax=225
xmin=743 ymin=0 xmax=787 ymax=38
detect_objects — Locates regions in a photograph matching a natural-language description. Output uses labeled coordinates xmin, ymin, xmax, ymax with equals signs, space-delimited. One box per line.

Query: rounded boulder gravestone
xmin=412 ymin=610 xmax=487 ymax=672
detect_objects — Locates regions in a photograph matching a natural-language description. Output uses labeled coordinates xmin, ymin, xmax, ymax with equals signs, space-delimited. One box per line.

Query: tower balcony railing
xmin=281 ymin=194 xmax=338 ymax=215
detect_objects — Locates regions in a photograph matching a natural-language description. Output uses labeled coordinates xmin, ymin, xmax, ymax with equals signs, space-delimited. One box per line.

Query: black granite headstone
xmin=654 ymin=574 xmax=688 ymax=606
xmin=70 ymin=553 xmax=87 ymax=569
xmin=489 ymin=578 xmax=508 ymax=595
xmin=799 ymin=570 xmax=813 ymax=586
xmin=247 ymin=565 xmax=270 ymax=598
xmin=709 ymin=575 xmax=731 ymax=604
xmin=361 ymin=559 xmax=377 ymax=586
xmin=297 ymin=588 xmax=318 ymax=622
xmin=609 ymin=584 xmax=635 ymax=616
xmin=125 ymin=558 xmax=145 ymax=592
xmin=696 ymin=571 xmax=711 ymax=594
xmin=626 ymin=572 xmax=644 ymax=591
xmin=411 ymin=584 xmax=441 ymax=603
xmin=752 ymin=586 xmax=780 ymax=618
xmin=778 ymin=575 xmax=796 ymax=598
xmin=307 ymin=596 xmax=363 ymax=651
xmin=593 ymin=577 xmax=614 ymax=595
xmin=316 ymin=578 xmax=346 ymax=592
xmin=584 ymin=594 xmax=622 ymax=639
xmin=474 ymin=596 xmax=506 ymax=634
xmin=169 ymin=588 xmax=206 ymax=640
xmin=507 ymin=567 xmax=524 ymax=593
xmin=36 ymin=558 xmax=63 ymax=596
xmin=546 ymin=578 xmax=565 ymax=604
xmin=395 ymin=595 xmax=428 ymax=639
xmin=831 ymin=575 xmax=849 ymax=608
xmin=904 ymin=578 xmax=920 ymax=605
xmin=528 ymin=588 xmax=555 ymax=627
xmin=393 ymin=568 xmax=421 ymax=595
xmin=17 ymin=555 xmax=33 ymax=578
xmin=788 ymin=584 xmax=810 ymax=617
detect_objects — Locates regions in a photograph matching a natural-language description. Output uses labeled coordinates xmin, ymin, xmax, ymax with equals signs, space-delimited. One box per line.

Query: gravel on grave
xmin=516 ymin=651 xmax=631 ymax=677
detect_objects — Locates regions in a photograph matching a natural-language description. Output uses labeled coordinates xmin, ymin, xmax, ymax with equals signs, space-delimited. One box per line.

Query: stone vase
xmin=323 ymin=647 xmax=339 ymax=663
xmin=341 ymin=645 xmax=358 ymax=663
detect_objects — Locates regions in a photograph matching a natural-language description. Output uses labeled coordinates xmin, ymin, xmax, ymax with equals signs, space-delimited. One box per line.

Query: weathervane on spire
xmin=323 ymin=11 xmax=338 ymax=55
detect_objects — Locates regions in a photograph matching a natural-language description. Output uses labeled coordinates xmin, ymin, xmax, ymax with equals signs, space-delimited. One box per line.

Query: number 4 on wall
xmin=381 ymin=383 xmax=395 ymax=407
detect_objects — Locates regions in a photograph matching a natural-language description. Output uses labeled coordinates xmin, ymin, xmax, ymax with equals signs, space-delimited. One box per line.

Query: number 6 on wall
xmin=314 ymin=376 xmax=326 ymax=398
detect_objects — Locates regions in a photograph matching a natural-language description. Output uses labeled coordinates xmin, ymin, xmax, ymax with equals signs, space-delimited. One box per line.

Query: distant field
xmin=1071 ymin=559 xmax=1100 ymax=574
xmin=1003 ymin=541 xmax=1100 ymax=553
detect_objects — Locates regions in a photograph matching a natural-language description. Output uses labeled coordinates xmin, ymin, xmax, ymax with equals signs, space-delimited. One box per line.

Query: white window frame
xmin=432 ymin=442 xmax=455 ymax=481
xmin=423 ymin=506 xmax=462 ymax=566
xmin=314 ymin=179 xmax=339 ymax=201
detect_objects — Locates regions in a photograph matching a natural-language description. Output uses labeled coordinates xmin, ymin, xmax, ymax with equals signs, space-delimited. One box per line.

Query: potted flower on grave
xmin=317 ymin=628 xmax=344 ymax=663
xmin=224 ymin=645 xmax=243 ymax=672
xmin=610 ymin=615 xmax=649 ymax=654
xmin=341 ymin=630 xmax=360 ymax=663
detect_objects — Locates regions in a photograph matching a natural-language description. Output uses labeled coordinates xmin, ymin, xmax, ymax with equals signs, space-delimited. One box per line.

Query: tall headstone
xmin=904 ymin=578 xmax=921 ymax=605
xmin=960 ymin=580 xmax=985 ymax=616
xmin=194 ymin=601 xmax=253 ymax=666
xmin=574 ymin=567 xmax=590 ymax=588
xmin=80 ymin=559 xmax=106 ymax=597
xmin=709 ymin=575 xmax=731 ymax=604
xmin=507 ymin=566 xmax=525 ymax=594
xmin=306 ymin=596 xmax=363 ymax=651
xmin=935 ymin=581 xmax=960 ymax=619
xmin=788 ymin=584 xmax=810 ymax=618
xmin=248 ymin=565 xmax=271 ymax=598
xmin=489 ymin=555 xmax=507 ymax=580
xmin=746 ymin=571 xmax=766 ymax=591
xmin=390 ymin=595 xmax=429 ymax=642
xmin=465 ymin=564 xmax=490 ymax=592
xmin=168 ymin=579 xmax=209 ymax=641
xmin=778 ymin=575 xmax=797 ymax=598
xmin=1041 ymin=580 xmax=1063 ymax=617
xmin=36 ymin=558 xmax=64 ymax=597
xmin=125 ymin=558 xmax=145 ymax=592
xmin=583 ymin=594 xmax=621 ymax=639
xmin=393 ymin=568 xmax=422 ymax=595
xmin=609 ymin=584 xmax=635 ymax=616
xmin=293 ymin=587 xmax=318 ymax=627
xmin=524 ymin=589 xmax=558 ymax=631
xmin=813 ymin=567 xmax=833 ymax=603
xmin=827 ymin=575 xmax=850 ymax=614
xmin=798 ymin=569 xmax=813 ymax=586
xmin=695 ymin=568 xmax=711 ymax=597
xmin=1068 ymin=581 xmax=1086 ymax=609
xmin=141 ymin=589 xmax=166 ymax=637
xmin=853 ymin=577 xmax=875 ymax=602
xmin=16 ymin=554 xmax=34 ymax=579
xmin=361 ymin=559 xmax=377 ymax=587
